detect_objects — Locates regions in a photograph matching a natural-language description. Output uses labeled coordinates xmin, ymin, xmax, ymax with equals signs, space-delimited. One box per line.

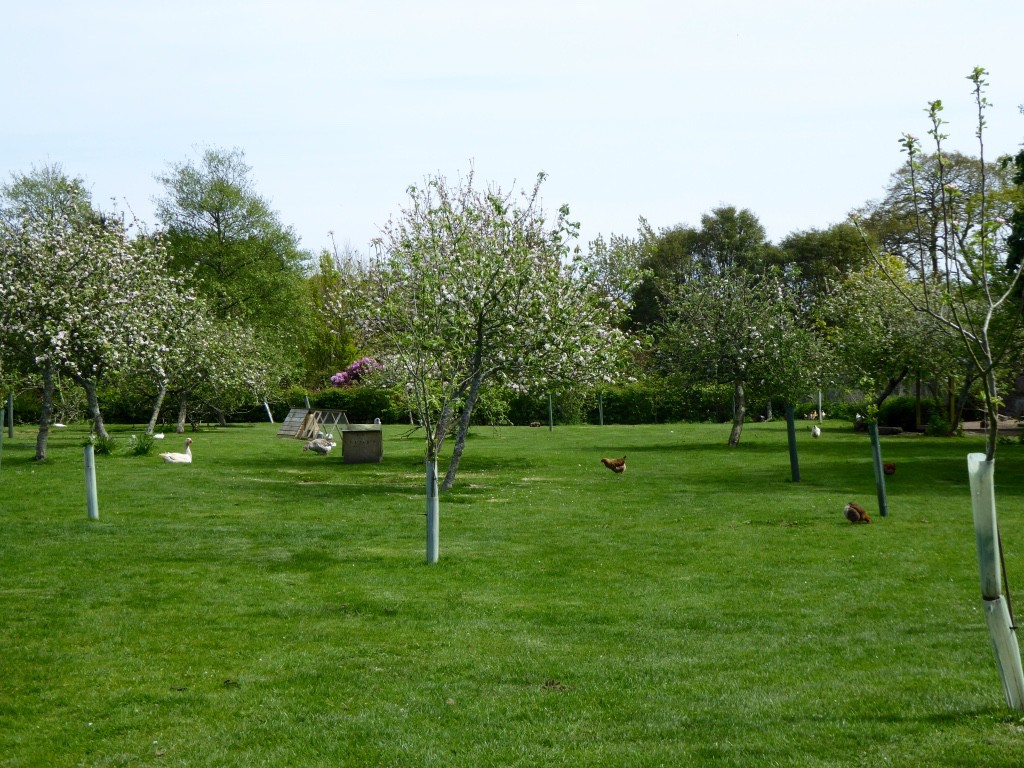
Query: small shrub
xmin=878 ymin=396 xmax=944 ymax=432
xmin=926 ymin=414 xmax=952 ymax=437
xmin=88 ymin=434 xmax=117 ymax=455
xmin=877 ymin=396 xmax=916 ymax=431
xmin=127 ymin=433 xmax=155 ymax=456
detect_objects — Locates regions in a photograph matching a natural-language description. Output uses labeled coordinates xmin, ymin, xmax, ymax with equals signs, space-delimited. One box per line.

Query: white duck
xmin=811 ymin=425 xmax=821 ymax=438
xmin=160 ymin=437 xmax=193 ymax=463
xmin=303 ymin=437 xmax=335 ymax=455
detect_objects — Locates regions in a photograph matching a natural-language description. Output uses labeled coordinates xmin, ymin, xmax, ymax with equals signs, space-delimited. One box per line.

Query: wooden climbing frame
xmin=276 ymin=408 xmax=349 ymax=440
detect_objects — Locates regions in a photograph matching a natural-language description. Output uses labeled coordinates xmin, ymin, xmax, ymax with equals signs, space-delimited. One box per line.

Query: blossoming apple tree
xmin=0 ymin=212 xmax=190 ymax=459
xmin=343 ymin=169 xmax=633 ymax=561
xmin=660 ymin=264 xmax=823 ymax=447
xmin=138 ymin=296 xmax=273 ymax=433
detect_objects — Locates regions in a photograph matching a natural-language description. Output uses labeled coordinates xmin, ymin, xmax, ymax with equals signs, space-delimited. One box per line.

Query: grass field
xmin=2 ymin=419 xmax=1024 ymax=767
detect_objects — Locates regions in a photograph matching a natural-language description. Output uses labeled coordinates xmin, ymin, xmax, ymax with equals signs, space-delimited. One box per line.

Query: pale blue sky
xmin=3 ymin=0 xmax=1022 ymax=257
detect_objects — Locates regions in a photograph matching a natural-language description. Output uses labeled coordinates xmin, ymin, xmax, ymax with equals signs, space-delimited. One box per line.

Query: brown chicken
xmin=844 ymin=501 xmax=871 ymax=524
xmin=601 ymin=456 xmax=626 ymax=474
xmin=883 ymin=462 xmax=896 ymax=476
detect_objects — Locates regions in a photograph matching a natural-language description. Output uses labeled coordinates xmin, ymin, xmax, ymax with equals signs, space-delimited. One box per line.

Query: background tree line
xmin=2 ymin=133 xmax=1022 ymax=463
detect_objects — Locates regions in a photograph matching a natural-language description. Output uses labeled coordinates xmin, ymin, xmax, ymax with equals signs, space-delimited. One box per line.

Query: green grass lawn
xmin=2 ymin=420 xmax=1024 ymax=767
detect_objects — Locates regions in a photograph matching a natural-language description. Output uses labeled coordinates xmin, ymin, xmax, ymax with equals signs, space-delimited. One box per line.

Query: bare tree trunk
xmin=35 ymin=363 xmax=55 ymax=461
xmin=176 ymin=391 xmax=190 ymax=434
xmin=146 ymin=381 xmax=167 ymax=435
xmin=77 ymin=377 xmax=109 ymax=440
xmin=955 ymin=364 xmax=978 ymax=433
xmin=874 ymin=367 xmax=909 ymax=409
xmin=212 ymin=406 xmax=228 ymax=427
xmin=442 ymin=371 xmax=484 ymax=491
xmin=729 ymin=379 xmax=745 ymax=447
xmin=435 ymin=399 xmax=456 ymax=449
xmin=915 ymin=376 xmax=923 ymax=431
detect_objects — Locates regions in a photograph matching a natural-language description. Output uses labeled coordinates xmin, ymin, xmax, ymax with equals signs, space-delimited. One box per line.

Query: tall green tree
xmin=301 ymin=244 xmax=361 ymax=387
xmin=155 ymin=147 xmax=312 ymax=384
xmin=627 ymin=221 xmax=692 ymax=330
xmin=1000 ymin=146 xmax=1024 ymax=291
xmin=630 ymin=206 xmax=780 ymax=332
xmin=0 ymin=163 xmax=95 ymax=230
xmin=689 ymin=205 xmax=780 ymax=275
xmin=779 ymin=222 xmax=871 ymax=310
xmin=861 ymin=150 xmax=1013 ymax=278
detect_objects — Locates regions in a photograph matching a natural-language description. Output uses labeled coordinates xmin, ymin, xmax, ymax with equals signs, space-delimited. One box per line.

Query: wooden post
xmin=425 ymin=457 xmax=439 ymax=564
xmin=868 ymin=422 xmax=889 ymax=517
xmin=968 ymin=453 xmax=1024 ymax=709
xmin=0 ymin=405 xmax=5 ymax=470
xmin=6 ymin=392 xmax=12 ymax=438
xmin=84 ymin=444 xmax=99 ymax=521
xmin=548 ymin=393 xmax=554 ymax=432
xmin=598 ymin=391 xmax=604 ymax=427
xmin=921 ymin=376 xmax=929 ymax=434
xmin=785 ymin=406 xmax=800 ymax=483
xmin=949 ymin=376 xmax=955 ymax=427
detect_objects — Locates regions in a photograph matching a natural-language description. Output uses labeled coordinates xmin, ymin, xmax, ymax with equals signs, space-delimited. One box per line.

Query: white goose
xmin=303 ymin=437 xmax=335 ymax=455
xmin=160 ymin=437 xmax=193 ymax=463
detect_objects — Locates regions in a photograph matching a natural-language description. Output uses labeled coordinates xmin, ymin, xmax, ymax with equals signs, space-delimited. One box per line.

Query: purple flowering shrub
xmin=331 ymin=357 xmax=382 ymax=387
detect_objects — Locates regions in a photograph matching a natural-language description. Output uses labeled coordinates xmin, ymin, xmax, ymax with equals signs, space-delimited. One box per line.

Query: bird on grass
xmin=160 ymin=437 xmax=192 ymax=464
xmin=601 ymin=456 xmax=626 ymax=474
xmin=811 ymin=425 xmax=821 ymax=438
xmin=883 ymin=462 xmax=896 ymax=475
xmin=844 ymin=501 xmax=871 ymax=524
xmin=304 ymin=437 xmax=336 ymax=455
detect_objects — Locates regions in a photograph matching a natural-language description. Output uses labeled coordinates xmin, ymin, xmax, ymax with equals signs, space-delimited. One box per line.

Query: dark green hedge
xmin=589 ymin=380 xmax=735 ymax=424
xmin=10 ymin=379 xmax=946 ymax=430
xmin=876 ymin=396 xmax=944 ymax=432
